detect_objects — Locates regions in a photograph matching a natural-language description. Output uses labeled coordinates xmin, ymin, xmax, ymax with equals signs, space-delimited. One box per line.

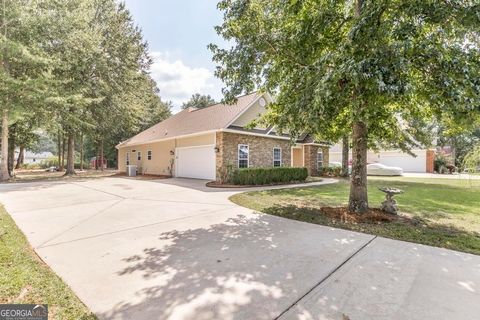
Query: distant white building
xmin=329 ymin=143 xmax=434 ymax=173
xmin=14 ymin=149 xmax=54 ymax=165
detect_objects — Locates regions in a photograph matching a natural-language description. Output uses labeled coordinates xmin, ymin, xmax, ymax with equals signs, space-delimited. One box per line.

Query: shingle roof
xmin=117 ymin=92 xmax=261 ymax=147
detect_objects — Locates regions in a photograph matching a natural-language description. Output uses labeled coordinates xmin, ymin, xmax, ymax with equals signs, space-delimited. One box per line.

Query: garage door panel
xmin=369 ymin=151 xmax=426 ymax=172
xmin=176 ymin=146 xmax=216 ymax=180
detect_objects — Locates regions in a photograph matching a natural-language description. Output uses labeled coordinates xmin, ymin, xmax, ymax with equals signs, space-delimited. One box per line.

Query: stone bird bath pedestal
xmin=378 ymin=187 xmax=403 ymax=215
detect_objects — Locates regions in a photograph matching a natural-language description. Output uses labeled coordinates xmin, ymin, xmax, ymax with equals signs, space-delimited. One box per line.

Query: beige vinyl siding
xmin=231 ymin=100 xmax=267 ymax=130
xmin=118 ymin=132 xmax=216 ymax=175
xmin=176 ymin=133 xmax=215 ymax=148
xmin=118 ymin=139 xmax=175 ymax=175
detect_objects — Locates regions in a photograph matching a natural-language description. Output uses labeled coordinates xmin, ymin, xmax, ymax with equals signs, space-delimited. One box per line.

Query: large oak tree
xmin=210 ymin=0 xmax=480 ymax=212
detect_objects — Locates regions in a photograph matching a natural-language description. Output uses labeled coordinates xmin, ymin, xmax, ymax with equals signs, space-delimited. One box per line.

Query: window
xmin=147 ymin=150 xmax=152 ymax=160
xmin=273 ymin=147 xmax=281 ymax=167
xmin=126 ymin=152 xmax=130 ymax=165
xmin=317 ymin=151 xmax=323 ymax=169
xmin=137 ymin=151 xmax=141 ymax=161
xmin=238 ymin=144 xmax=249 ymax=168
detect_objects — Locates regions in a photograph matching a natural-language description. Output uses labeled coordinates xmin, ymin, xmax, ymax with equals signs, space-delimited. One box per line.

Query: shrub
xmin=40 ymin=156 xmax=91 ymax=170
xmin=318 ymin=166 xmax=342 ymax=177
xmin=218 ymin=161 xmax=234 ymax=184
xmin=463 ymin=144 xmax=480 ymax=173
xmin=231 ymin=167 xmax=308 ymax=185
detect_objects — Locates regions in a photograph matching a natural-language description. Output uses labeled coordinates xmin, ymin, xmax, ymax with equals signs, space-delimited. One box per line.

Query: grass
xmin=0 ymin=205 xmax=96 ymax=319
xmin=230 ymin=177 xmax=480 ymax=255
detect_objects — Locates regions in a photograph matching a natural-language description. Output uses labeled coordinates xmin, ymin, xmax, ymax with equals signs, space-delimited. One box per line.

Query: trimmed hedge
xmin=232 ymin=167 xmax=308 ymax=185
xmin=318 ymin=166 xmax=342 ymax=177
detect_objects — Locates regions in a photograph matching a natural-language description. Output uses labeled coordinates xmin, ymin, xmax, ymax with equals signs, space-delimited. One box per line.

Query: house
xmin=14 ymin=149 xmax=54 ymax=165
xmin=116 ymin=92 xmax=329 ymax=180
xmin=329 ymin=143 xmax=435 ymax=173
xmin=90 ymin=156 xmax=108 ymax=169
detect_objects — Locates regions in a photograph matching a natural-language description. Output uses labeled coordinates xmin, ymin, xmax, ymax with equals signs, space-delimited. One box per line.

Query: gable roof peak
xmin=117 ymin=91 xmax=263 ymax=148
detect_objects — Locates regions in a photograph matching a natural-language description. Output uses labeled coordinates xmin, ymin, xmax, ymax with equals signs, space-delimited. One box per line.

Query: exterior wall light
xmin=170 ymin=150 xmax=175 ymax=156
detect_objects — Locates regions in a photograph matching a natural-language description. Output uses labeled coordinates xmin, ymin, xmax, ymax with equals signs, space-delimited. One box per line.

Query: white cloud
xmin=149 ymin=51 xmax=223 ymax=112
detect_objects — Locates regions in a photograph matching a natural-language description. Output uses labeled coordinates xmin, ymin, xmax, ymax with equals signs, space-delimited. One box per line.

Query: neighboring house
xmin=90 ymin=156 xmax=108 ymax=169
xmin=329 ymin=143 xmax=434 ymax=173
xmin=116 ymin=92 xmax=330 ymax=180
xmin=14 ymin=149 xmax=53 ymax=165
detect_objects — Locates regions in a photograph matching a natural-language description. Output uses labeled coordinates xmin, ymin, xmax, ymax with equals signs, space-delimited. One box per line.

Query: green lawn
xmin=230 ymin=177 xmax=480 ymax=255
xmin=0 ymin=206 xmax=96 ymax=319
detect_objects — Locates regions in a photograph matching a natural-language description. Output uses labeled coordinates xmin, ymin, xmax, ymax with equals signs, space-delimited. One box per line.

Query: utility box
xmin=126 ymin=165 xmax=137 ymax=177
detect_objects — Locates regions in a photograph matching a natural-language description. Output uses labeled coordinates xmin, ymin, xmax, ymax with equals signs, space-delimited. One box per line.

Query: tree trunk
xmin=341 ymin=135 xmax=349 ymax=177
xmin=99 ymin=139 xmax=104 ymax=171
xmin=57 ymin=132 xmax=62 ymax=170
xmin=95 ymin=143 xmax=99 ymax=170
xmin=65 ymin=133 xmax=75 ymax=175
xmin=15 ymin=145 xmax=24 ymax=169
xmin=79 ymin=134 xmax=84 ymax=171
xmin=61 ymin=136 xmax=66 ymax=171
xmin=348 ymin=121 xmax=368 ymax=213
xmin=7 ymin=126 xmax=15 ymax=177
xmin=0 ymin=109 xmax=9 ymax=181
xmin=348 ymin=0 xmax=368 ymax=213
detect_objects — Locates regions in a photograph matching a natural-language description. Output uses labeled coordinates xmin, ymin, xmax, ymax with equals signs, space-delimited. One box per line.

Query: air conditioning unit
xmin=126 ymin=165 xmax=137 ymax=177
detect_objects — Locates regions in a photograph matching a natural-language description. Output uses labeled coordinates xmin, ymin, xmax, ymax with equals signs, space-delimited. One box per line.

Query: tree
xmin=1 ymin=0 xmax=52 ymax=180
xmin=341 ymin=135 xmax=349 ymax=177
xmin=437 ymin=124 xmax=480 ymax=168
xmin=210 ymin=0 xmax=480 ymax=212
xmin=463 ymin=144 xmax=480 ymax=174
xmin=181 ymin=93 xmax=216 ymax=110
xmin=84 ymin=1 xmax=169 ymax=171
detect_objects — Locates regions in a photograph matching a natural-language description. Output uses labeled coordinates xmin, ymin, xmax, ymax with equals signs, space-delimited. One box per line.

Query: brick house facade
xmin=216 ymin=132 xmax=292 ymax=176
xmin=216 ymin=131 xmax=329 ymax=179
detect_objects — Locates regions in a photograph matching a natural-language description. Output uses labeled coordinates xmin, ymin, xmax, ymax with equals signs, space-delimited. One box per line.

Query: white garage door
xmin=369 ymin=150 xmax=426 ymax=172
xmin=176 ymin=145 xmax=216 ymax=180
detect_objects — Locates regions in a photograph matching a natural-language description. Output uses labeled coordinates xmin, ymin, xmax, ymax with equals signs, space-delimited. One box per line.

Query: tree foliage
xmin=210 ymin=0 xmax=480 ymax=212
xmin=181 ymin=93 xmax=216 ymax=109
xmin=1 ymin=0 xmax=170 ymax=178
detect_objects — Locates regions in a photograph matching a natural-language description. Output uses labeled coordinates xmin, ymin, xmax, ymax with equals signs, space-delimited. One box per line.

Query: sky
xmin=123 ymin=0 xmax=226 ymax=112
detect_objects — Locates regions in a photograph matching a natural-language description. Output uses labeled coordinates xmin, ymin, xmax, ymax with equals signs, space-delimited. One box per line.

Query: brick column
xmin=215 ymin=132 xmax=224 ymax=181
xmin=304 ymin=145 xmax=320 ymax=176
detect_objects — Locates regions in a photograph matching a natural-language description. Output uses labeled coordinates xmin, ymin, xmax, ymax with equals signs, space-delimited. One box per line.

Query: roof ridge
xmin=116 ymin=91 xmax=262 ymax=148
xmin=187 ymin=91 xmax=259 ymax=112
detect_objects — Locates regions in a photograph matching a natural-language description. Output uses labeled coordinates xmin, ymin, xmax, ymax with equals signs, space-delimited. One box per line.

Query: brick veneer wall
xmin=303 ymin=145 xmax=320 ymax=176
xmin=216 ymin=132 xmax=292 ymax=179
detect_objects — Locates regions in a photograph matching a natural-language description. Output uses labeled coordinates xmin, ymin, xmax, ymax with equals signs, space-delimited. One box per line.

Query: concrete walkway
xmin=0 ymin=177 xmax=478 ymax=320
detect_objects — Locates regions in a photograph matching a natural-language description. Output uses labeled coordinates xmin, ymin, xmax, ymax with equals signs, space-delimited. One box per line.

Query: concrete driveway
xmin=0 ymin=177 xmax=479 ymax=320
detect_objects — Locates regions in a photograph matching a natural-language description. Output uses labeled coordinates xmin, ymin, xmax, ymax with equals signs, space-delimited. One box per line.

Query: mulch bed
xmin=318 ymin=206 xmax=419 ymax=225
xmin=206 ymin=180 xmax=314 ymax=188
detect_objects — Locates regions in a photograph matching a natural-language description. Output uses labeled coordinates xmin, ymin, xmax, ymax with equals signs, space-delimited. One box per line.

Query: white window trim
xmin=137 ymin=151 xmax=142 ymax=161
xmin=273 ymin=147 xmax=282 ymax=167
xmin=317 ymin=151 xmax=323 ymax=169
xmin=238 ymin=144 xmax=249 ymax=168
xmin=147 ymin=150 xmax=152 ymax=160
